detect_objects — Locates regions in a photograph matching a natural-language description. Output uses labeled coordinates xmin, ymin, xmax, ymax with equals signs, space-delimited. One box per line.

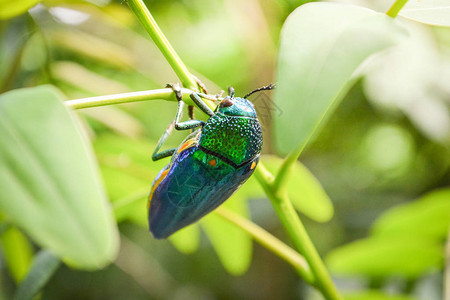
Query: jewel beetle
xmin=148 ymin=83 xmax=275 ymax=239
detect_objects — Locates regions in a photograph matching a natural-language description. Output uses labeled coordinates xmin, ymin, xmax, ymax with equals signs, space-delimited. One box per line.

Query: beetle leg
xmin=152 ymin=121 xmax=176 ymax=161
xmin=215 ymin=90 xmax=225 ymax=98
xmin=174 ymin=97 xmax=205 ymax=130
xmin=192 ymin=74 xmax=208 ymax=94
xmin=190 ymin=75 xmax=211 ymax=122
xmin=152 ymin=84 xmax=202 ymax=161
xmin=151 ymin=103 xmax=202 ymax=161
xmin=188 ymin=105 xmax=196 ymax=133
xmin=188 ymin=105 xmax=195 ymax=120
xmin=165 ymin=83 xmax=206 ymax=130
xmin=166 ymin=83 xmax=206 ymax=130
xmin=191 ymin=92 xmax=221 ymax=102
xmin=190 ymin=92 xmax=215 ymax=117
xmin=152 ymin=104 xmax=201 ymax=160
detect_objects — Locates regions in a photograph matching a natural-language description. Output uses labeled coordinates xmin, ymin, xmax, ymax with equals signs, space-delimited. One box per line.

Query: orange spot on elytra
xmin=250 ymin=161 xmax=256 ymax=170
xmin=208 ymin=159 xmax=217 ymax=167
xmin=148 ymin=169 xmax=169 ymax=209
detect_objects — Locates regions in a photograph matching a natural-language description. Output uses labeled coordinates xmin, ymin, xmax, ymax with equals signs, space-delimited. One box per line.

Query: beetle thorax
xmin=199 ymin=113 xmax=262 ymax=167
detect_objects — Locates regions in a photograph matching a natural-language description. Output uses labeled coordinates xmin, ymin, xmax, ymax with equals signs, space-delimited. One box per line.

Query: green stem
xmin=254 ymin=162 xmax=274 ymax=185
xmin=273 ymin=197 xmax=341 ymax=300
xmin=271 ymin=146 xmax=304 ymax=195
xmin=386 ymin=0 xmax=409 ymax=18
xmin=127 ymin=0 xmax=198 ymax=90
xmin=254 ymin=173 xmax=341 ymax=300
xmin=215 ymin=207 xmax=314 ymax=284
xmin=65 ymin=88 xmax=196 ymax=109
xmin=445 ymin=229 xmax=450 ymax=300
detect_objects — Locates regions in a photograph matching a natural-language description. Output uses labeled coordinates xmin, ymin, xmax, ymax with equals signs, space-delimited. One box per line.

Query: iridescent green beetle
xmin=148 ymin=84 xmax=274 ymax=239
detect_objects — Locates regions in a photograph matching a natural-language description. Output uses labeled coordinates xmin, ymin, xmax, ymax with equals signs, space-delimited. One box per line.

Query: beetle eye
xmin=220 ymin=98 xmax=233 ymax=108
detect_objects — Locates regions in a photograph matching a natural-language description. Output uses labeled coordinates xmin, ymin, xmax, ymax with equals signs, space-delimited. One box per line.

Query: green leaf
xmin=400 ymin=0 xmax=450 ymax=27
xmin=0 ymin=226 xmax=33 ymax=283
xmin=263 ymin=155 xmax=333 ymax=222
xmin=362 ymin=25 xmax=450 ymax=144
xmin=0 ymin=86 xmax=119 ymax=269
xmin=201 ymin=196 xmax=252 ymax=275
xmin=94 ymin=135 xmax=167 ymax=225
xmin=372 ymin=188 xmax=450 ymax=241
xmin=50 ymin=31 xmax=135 ymax=70
xmin=14 ymin=250 xmax=60 ymax=300
xmin=94 ymin=135 xmax=166 ymax=195
xmin=234 ymin=174 xmax=264 ymax=200
xmin=94 ymin=135 xmax=160 ymax=174
xmin=344 ymin=290 xmax=417 ymax=300
xmin=273 ymin=2 xmax=406 ymax=154
xmin=100 ymin=165 xmax=149 ymax=208
xmin=326 ymin=236 xmax=443 ymax=279
xmin=0 ymin=0 xmax=40 ymax=19
xmin=112 ymin=188 xmax=148 ymax=225
xmin=168 ymin=224 xmax=200 ymax=254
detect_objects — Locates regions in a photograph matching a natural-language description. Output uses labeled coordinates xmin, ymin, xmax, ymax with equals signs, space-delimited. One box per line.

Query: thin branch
xmin=65 ymin=88 xmax=195 ymax=109
xmin=126 ymin=0 xmax=198 ymax=90
xmin=271 ymin=147 xmax=303 ymax=195
xmin=215 ymin=207 xmax=314 ymax=284
xmin=254 ymin=171 xmax=342 ymax=300
xmin=386 ymin=0 xmax=409 ymax=18
xmin=445 ymin=229 xmax=450 ymax=300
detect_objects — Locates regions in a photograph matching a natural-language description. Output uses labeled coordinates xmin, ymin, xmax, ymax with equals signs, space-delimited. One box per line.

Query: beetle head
xmin=216 ymin=97 xmax=257 ymax=118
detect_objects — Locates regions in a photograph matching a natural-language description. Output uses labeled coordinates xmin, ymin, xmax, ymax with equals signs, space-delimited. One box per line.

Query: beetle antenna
xmin=243 ymin=83 xmax=276 ymax=99
xmin=228 ymin=86 xmax=235 ymax=97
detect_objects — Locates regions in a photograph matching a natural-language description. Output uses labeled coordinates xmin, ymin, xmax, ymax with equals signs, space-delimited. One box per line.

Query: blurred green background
xmin=0 ymin=0 xmax=449 ymax=299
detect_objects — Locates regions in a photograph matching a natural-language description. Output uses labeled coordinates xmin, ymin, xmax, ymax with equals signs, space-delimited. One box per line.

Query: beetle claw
xmin=166 ymin=83 xmax=183 ymax=102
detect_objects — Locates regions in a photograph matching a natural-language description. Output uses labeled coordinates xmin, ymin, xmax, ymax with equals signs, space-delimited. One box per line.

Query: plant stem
xmin=254 ymin=171 xmax=341 ymax=300
xmin=272 ymin=196 xmax=341 ymax=300
xmin=386 ymin=0 xmax=409 ymax=18
xmin=445 ymin=229 xmax=450 ymax=300
xmin=254 ymin=162 xmax=274 ymax=185
xmin=65 ymin=88 xmax=195 ymax=109
xmin=215 ymin=207 xmax=314 ymax=284
xmin=127 ymin=0 xmax=198 ymax=90
xmin=271 ymin=146 xmax=304 ymax=195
